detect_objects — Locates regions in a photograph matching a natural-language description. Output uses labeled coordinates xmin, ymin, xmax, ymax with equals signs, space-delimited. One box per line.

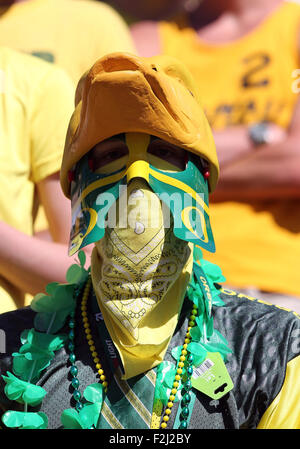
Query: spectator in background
xmin=0 ymin=46 xmax=76 ymax=313
xmin=110 ymin=0 xmax=300 ymax=313
xmin=0 ymin=0 xmax=136 ymax=237
xmin=0 ymin=0 xmax=136 ymax=84
xmin=0 ymin=0 xmax=136 ymax=313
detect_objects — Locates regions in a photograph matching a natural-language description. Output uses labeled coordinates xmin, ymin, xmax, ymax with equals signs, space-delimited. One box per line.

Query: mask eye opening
xmin=87 ymin=134 xmax=128 ymax=173
xmin=190 ymin=154 xmax=210 ymax=180
xmin=147 ymin=137 xmax=188 ymax=170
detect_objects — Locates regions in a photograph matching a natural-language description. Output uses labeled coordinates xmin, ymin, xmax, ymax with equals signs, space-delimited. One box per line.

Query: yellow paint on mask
xmin=126 ymin=132 xmax=150 ymax=164
xmin=124 ymin=132 xmax=180 ymax=181
xmin=181 ymin=206 xmax=209 ymax=243
xmin=148 ymin=167 xmax=209 ymax=214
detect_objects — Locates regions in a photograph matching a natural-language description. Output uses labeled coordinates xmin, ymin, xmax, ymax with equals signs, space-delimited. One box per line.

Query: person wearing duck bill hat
xmin=0 ymin=52 xmax=300 ymax=430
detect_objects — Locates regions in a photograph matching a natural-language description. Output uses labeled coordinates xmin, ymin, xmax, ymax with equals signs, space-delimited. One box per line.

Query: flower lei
xmin=1 ymin=247 xmax=232 ymax=429
xmin=153 ymin=246 xmax=232 ymax=408
xmin=1 ymin=251 xmax=89 ymax=429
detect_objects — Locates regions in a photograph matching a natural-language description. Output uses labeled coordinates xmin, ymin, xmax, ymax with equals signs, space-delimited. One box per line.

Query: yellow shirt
xmin=0 ymin=0 xmax=136 ymax=236
xmin=258 ymin=355 xmax=300 ymax=429
xmin=0 ymin=47 xmax=74 ymax=312
xmin=0 ymin=0 xmax=136 ymax=85
xmin=159 ymin=1 xmax=300 ymax=296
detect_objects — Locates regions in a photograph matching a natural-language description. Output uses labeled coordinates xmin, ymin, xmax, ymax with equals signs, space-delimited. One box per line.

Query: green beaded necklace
xmin=159 ymin=302 xmax=198 ymax=429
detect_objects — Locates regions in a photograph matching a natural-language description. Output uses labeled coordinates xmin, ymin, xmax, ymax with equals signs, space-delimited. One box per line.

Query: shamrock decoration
xmin=31 ymin=251 xmax=89 ymax=333
xmin=183 ymin=247 xmax=232 ymax=367
xmin=61 ymin=383 xmax=104 ymax=429
xmin=12 ymin=329 xmax=66 ymax=383
xmin=1 ymin=252 xmax=92 ymax=430
xmin=154 ymin=361 xmax=183 ymax=405
xmin=2 ymin=372 xmax=46 ymax=406
xmin=187 ymin=326 xmax=232 ymax=366
xmin=2 ymin=410 xmax=48 ymax=429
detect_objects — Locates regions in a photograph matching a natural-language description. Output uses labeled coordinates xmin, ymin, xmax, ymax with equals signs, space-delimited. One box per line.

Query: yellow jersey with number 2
xmin=159 ymin=1 xmax=300 ymax=297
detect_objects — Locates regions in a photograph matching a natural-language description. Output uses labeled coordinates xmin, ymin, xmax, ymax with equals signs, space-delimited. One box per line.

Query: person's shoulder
xmin=0 ymin=46 xmax=45 ymax=69
xmin=219 ymin=286 xmax=300 ymax=320
xmin=0 ymin=46 xmax=73 ymax=85
xmin=214 ymin=287 xmax=300 ymax=426
xmin=217 ymin=287 xmax=300 ymax=358
xmin=0 ymin=307 xmax=36 ymax=358
xmin=0 ymin=306 xmax=36 ymax=329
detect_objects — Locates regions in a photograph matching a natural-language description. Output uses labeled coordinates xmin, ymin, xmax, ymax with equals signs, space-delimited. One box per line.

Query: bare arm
xmin=212 ymin=123 xmax=287 ymax=168
xmin=211 ymin=25 xmax=300 ymax=201
xmin=130 ymin=21 xmax=161 ymax=56
xmin=0 ymin=173 xmax=90 ymax=295
xmin=212 ymin=126 xmax=255 ymax=167
xmin=212 ymin=95 xmax=300 ymax=201
xmin=130 ymin=19 xmax=300 ymax=200
xmin=36 ymin=172 xmax=71 ymax=243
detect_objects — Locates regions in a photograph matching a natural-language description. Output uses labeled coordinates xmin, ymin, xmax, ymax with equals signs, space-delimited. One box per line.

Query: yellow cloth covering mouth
xmin=90 ymin=178 xmax=194 ymax=379
xmin=60 ymin=52 xmax=219 ymax=197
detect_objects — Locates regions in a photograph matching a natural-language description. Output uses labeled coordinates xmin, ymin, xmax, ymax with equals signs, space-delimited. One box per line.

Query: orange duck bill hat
xmin=60 ymin=52 xmax=219 ymax=197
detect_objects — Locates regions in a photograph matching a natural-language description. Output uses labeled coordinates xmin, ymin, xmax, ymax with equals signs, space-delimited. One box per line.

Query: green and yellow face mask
xmin=60 ymin=52 xmax=221 ymax=379
xmin=69 ymin=132 xmax=215 ymax=255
